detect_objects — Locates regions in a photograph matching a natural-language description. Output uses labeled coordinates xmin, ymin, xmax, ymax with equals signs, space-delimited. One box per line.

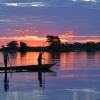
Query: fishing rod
xmin=8 ymin=59 xmax=14 ymax=73
xmin=43 ymin=42 xmax=47 ymax=64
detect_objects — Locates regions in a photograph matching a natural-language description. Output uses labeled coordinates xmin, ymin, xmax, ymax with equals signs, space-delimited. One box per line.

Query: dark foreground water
xmin=0 ymin=52 xmax=100 ymax=100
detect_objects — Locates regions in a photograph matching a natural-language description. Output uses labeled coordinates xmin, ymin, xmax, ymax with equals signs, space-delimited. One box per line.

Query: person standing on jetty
xmin=38 ymin=52 xmax=44 ymax=65
xmin=2 ymin=46 xmax=9 ymax=72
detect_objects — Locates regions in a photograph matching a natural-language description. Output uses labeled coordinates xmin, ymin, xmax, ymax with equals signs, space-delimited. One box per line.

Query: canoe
xmin=0 ymin=63 xmax=55 ymax=72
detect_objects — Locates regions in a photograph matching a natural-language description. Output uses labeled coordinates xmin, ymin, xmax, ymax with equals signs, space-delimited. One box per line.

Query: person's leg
xmin=4 ymin=59 xmax=7 ymax=74
xmin=39 ymin=59 xmax=42 ymax=65
xmin=4 ymin=59 xmax=7 ymax=67
xmin=38 ymin=59 xmax=41 ymax=65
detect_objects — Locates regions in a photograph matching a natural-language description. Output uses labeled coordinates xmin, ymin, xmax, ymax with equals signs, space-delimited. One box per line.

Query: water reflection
xmin=38 ymin=72 xmax=42 ymax=87
xmin=38 ymin=71 xmax=54 ymax=88
xmin=3 ymin=70 xmax=55 ymax=92
xmin=20 ymin=52 xmax=27 ymax=65
xmin=0 ymin=52 xmax=100 ymax=100
xmin=50 ymin=52 xmax=61 ymax=60
xmin=0 ymin=52 xmax=100 ymax=68
xmin=9 ymin=52 xmax=20 ymax=66
xmin=4 ymin=72 xmax=9 ymax=92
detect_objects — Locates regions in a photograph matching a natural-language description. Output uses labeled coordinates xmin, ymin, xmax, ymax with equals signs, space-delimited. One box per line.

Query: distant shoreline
xmin=0 ymin=44 xmax=100 ymax=52
xmin=0 ymin=37 xmax=100 ymax=53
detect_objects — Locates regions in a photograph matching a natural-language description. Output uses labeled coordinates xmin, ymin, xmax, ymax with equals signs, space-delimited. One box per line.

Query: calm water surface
xmin=0 ymin=52 xmax=100 ymax=100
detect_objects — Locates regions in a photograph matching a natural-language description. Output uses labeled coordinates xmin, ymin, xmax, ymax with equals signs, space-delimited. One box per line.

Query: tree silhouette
xmin=7 ymin=41 xmax=18 ymax=51
xmin=97 ymin=42 xmax=100 ymax=51
xmin=84 ymin=41 xmax=97 ymax=52
xmin=46 ymin=35 xmax=61 ymax=51
xmin=19 ymin=42 xmax=27 ymax=52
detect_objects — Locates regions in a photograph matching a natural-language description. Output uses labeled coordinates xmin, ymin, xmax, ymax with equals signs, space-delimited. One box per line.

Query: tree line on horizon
xmin=0 ymin=35 xmax=100 ymax=52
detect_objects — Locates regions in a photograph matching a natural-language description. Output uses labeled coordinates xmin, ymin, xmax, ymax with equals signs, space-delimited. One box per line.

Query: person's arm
xmin=41 ymin=52 xmax=44 ymax=59
xmin=42 ymin=52 xmax=44 ymax=54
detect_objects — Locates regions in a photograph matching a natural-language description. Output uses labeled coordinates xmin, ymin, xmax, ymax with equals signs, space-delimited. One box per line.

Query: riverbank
xmin=0 ymin=42 xmax=100 ymax=52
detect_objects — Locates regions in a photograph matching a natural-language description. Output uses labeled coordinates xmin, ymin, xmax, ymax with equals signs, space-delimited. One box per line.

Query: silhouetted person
xmin=38 ymin=72 xmax=43 ymax=87
xmin=2 ymin=46 xmax=9 ymax=73
xmin=38 ymin=52 xmax=44 ymax=65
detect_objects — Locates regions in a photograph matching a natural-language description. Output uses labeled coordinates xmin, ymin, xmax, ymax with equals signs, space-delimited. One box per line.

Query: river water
xmin=0 ymin=52 xmax=100 ymax=100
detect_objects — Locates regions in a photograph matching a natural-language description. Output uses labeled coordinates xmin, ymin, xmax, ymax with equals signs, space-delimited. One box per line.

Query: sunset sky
xmin=0 ymin=0 xmax=100 ymax=47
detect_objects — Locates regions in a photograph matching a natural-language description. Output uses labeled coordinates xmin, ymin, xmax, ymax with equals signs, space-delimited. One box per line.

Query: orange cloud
xmin=0 ymin=36 xmax=47 ymax=47
xmin=59 ymin=32 xmax=100 ymax=43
